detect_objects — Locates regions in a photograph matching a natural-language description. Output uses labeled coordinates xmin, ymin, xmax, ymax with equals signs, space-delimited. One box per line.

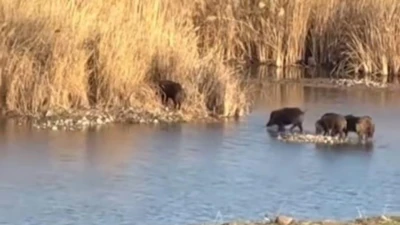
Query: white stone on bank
xmin=330 ymin=78 xmax=387 ymax=88
xmin=277 ymin=132 xmax=348 ymax=144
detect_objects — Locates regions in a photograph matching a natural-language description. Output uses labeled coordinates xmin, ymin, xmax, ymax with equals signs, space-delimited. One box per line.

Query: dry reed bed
xmin=0 ymin=0 xmax=399 ymax=123
xmin=0 ymin=0 xmax=251 ymax=123
xmin=195 ymin=0 xmax=400 ymax=81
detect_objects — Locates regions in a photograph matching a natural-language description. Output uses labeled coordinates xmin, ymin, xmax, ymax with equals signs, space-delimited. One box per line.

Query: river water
xmin=1 ymin=78 xmax=400 ymax=225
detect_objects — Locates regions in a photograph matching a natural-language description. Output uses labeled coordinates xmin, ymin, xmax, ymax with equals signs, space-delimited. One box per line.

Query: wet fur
xmin=315 ymin=112 xmax=347 ymax=139
xmin=158 ymin=80 xmax=185 ymax=110
xmin=345 ymin=114 xmax=375 ymax=140
xmin=266 ymin=107 xmax=305 ymax=133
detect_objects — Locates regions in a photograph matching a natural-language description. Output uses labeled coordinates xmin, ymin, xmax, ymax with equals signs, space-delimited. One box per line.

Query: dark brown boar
xmin=158 ymin=80 xmax=186 ymax=110
xmin=315 ymin=112 xmax=347 ymax=139
xmin=266 ymin=107 xmax=305 ymax=133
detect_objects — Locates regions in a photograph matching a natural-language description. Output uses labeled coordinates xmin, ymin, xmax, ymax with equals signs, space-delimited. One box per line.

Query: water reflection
xmin=245 ymin=65 xmax=331 ymax=80
xmin=252 ymin=67 xmax=400 ymax=109
xmin=82 ymin=125 xmax=151 ymax=174
xmin=255 ymin=82 xmax=306 ymax=110
xmin=0 ymin=71 xmax=400 ymax=225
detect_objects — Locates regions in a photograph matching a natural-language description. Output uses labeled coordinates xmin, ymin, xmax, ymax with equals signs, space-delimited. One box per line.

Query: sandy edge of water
xmin=2 ymin=78 xmax=397 ymax=131
xmin=208 ymin=215 xmax=400 ymax=225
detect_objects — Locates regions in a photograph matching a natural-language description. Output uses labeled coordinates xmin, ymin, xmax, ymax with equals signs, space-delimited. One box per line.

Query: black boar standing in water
xmin=266 ymin=107 xmax=305 ymax=133
xmin=315 ymin=112 xmax=347 ymax=139
xmin=344 ymin=114 xmax=375 ymax=141
xmin=158 ymin=80 xmax=186 ymax=110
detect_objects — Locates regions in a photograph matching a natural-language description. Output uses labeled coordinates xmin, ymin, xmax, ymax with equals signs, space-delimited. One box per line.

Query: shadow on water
xmin=1 ymin=67 xmax=400 ymax=225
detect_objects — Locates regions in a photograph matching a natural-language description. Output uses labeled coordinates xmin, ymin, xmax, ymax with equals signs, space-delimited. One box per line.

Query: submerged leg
xmin=278 ymin=124 xmax=285 ymax=132
xmin=289 ymin=124 xmax=296 ymax=132
xmin=297 ymin=123 xmax=303 ymax=133
xmin=339 ymin=130 xmax=346 ymax=141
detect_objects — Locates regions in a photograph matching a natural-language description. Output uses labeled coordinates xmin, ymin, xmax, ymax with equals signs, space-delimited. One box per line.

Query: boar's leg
xmin=338 ymin=129 xmax=346 ymax=140
xmin=329 ymin=128 xmax=338 ymax=137
xmin=162 ymin=93 xmax=169 ymax=106
xmin=172 ymin=98 xmax=179 ymax=110
xmin=297 ymin=123 xmax=303 ymax=133
xmin=344 ymin=128 xmax=349 ymax=138
xmin=330 ymin=128 xmax=337 ymax=137
xmin=320 ymin=125 xmax=329 ymax=136
xmin=333 ymin=125 xmax=345 ymax=140
xmin=277 ymin=124 xmax=286 ymax=132
xmin=290 ymin=122 xmax=303 ymax=133
xmin=324 ymin=128 xmax=331 ymax=136
xmin=357 ymin=132 xmax=366 ymax=142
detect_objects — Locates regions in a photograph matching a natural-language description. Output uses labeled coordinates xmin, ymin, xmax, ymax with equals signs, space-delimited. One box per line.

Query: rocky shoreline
xmin=2 ymin=77 xmax=396 ymax=131
xmin=6 ymin=106 xmax=212 ymax=131
xmin=213 ymin=215 xmax=400 ymax=225
xmin=301 ymin=78 xmax=393 ymax=89
xmin=271 ymin=77 xmax=396 ymax=90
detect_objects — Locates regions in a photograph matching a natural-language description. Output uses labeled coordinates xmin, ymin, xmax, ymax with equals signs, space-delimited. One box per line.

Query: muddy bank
xmin=213 ymin=215 xmax=400 ymax=225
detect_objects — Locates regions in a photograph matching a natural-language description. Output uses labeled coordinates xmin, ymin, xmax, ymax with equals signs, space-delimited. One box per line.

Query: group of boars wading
xmin=265 ymin=107 xmax=375 ymax=142
xmin=154 ymin=79 xmax=376 ymax=143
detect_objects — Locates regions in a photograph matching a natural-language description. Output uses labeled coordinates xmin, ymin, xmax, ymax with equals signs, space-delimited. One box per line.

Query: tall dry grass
xmin=193 ymin=0 xmax=313 ymax=66
xmin=337 ymin=0 xmax=400 ymax=82
xmin=194 ymin=0 xmax=400 ymax=82
xmin=0 ymin=0 xmax=250 ymax=117
xmin=0 ymin=0 xmax=399 ymax=117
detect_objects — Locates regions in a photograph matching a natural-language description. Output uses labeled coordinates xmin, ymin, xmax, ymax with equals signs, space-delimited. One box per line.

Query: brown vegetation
xmin=0 ymin=0 xmax=399 ymax=118
xmin=195 ymin=0 xmax=400 ymax=81
xmin=0 ymin=0 xmax=250 ymax=118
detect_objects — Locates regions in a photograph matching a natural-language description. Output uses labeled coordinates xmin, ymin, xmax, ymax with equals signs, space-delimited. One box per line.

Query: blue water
xmin=0 ymin=84 xmax=399 ymax=225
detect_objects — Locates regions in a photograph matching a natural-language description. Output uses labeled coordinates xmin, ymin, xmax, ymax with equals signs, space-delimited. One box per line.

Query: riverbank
xmin=4 ymin=105 xmax=235 ymax=131
xmin=268 ymin=78 xmax=397 ymax=90
xmin=2 ymin=76 xmax=396 ymax=131
xmin=4 ymin=107 xmax=206 ymax=131
xmin=1 ymin=0 xmax=400 ymax=126
xmin=210 ymin=215 xmax=400 ymax=225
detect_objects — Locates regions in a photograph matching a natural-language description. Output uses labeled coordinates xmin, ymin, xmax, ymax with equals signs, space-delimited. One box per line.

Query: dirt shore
xmin=212 ymin=215 xmax=400 ymax=225
xmin=2 ymin=77 xmax=397 ymax=131
xmin=277 ymin=78 xmax=399 ymax=91
xmin=1 ymin=105 xmax=228 ymax=131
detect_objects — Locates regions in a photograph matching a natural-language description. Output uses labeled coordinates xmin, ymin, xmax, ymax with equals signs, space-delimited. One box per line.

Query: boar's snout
xmin=266 ymin=111 xmax=277 ymax=127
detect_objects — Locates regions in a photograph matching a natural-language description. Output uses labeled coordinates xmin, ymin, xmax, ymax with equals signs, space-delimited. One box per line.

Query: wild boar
xmin=344 ymin=114 xmax=375 ymax=141
xmin=266 ymin=107 xmax=305 ymax=133
xmin=158 ymin=80 xmax=186 ymax=110
xmin=315 ymin=112 xmax=347 ymax=139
